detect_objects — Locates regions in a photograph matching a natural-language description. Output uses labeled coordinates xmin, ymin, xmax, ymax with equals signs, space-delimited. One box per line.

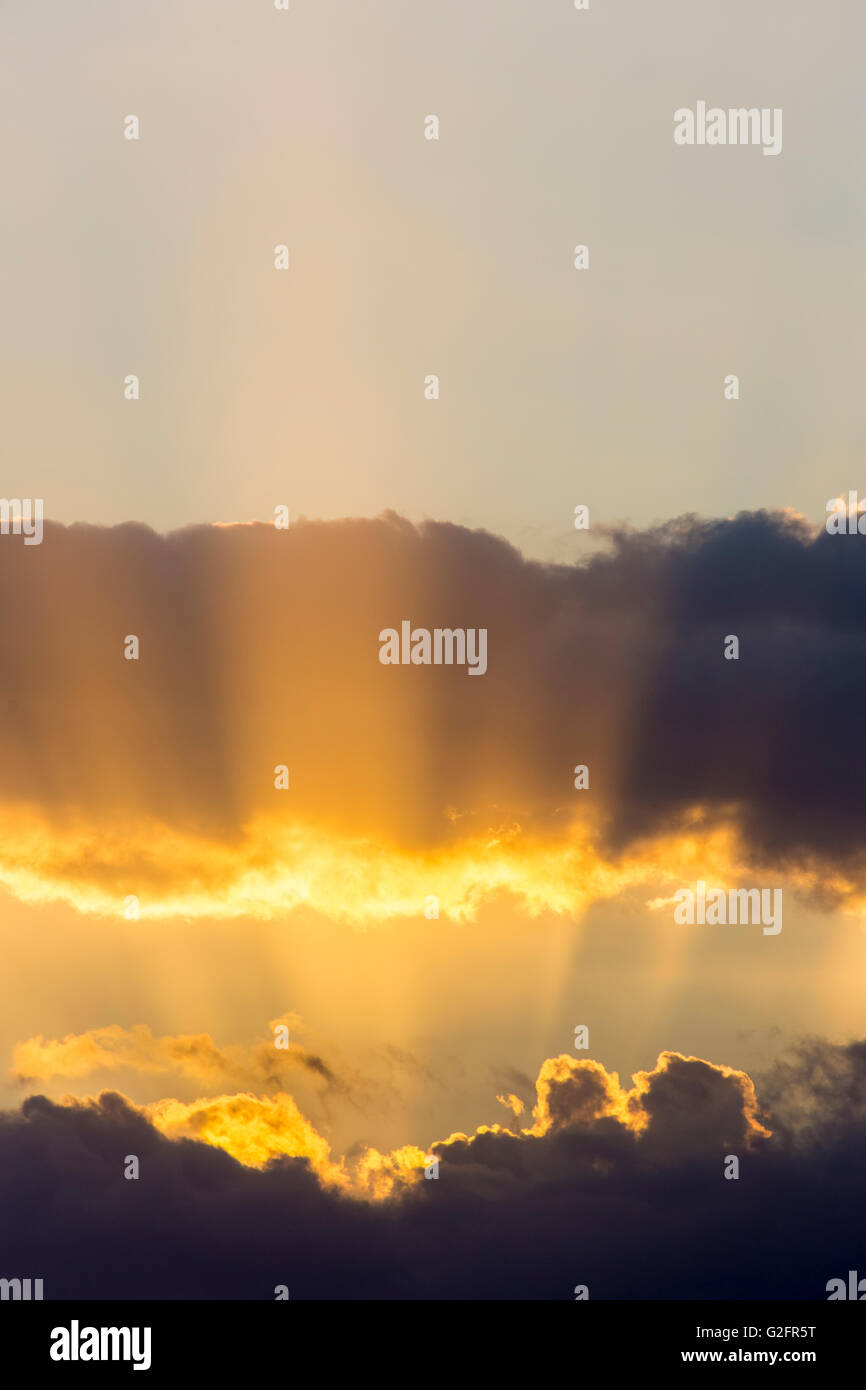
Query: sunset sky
xmin=2 ymin=0 xmax=866 ymax=1300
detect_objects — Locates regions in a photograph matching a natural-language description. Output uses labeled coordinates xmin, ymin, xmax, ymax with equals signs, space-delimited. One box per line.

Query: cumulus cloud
xmin=2 ymin=1042 xmax=862 ymax=1298
xmin=1 ymin=510 xmax=865 ymax=919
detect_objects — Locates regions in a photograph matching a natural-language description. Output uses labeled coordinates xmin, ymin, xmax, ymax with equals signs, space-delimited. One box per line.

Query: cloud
xmin=2 ymin=1042 xmax=863 ymax=1298
xmin=1 ymin=510 xmax=865 ymax=920
xmin=755 ymin=1035 xmax=866 ymax=1146
xmin=495 ymin=1093 xmax=524 ymax=1119
xmin=7 ymin=1045 xmax=770 ymax=1197
xmin=8 ymin=1020 xmax=341 ymax=1093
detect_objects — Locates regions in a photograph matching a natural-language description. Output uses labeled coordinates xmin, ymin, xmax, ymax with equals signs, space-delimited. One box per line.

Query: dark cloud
xmin=606 ymin=512 xmax=866 ymax=872
xmin=0 ymin=511 xmax=857 ymax=819
xmin=755 ymin=1036 xmax=866 ymax=1146
xmin=1 ymin=509 xmax=865 ymax=904
xmin=2 ymin=1044 xmax=865 ymax=1299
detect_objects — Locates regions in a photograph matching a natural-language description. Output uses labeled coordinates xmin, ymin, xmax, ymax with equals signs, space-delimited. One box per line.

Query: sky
xmin=2 ymin=0 xmax=865 ymax=556
xmin=2 ymin=0 xmax=866 ymax=1301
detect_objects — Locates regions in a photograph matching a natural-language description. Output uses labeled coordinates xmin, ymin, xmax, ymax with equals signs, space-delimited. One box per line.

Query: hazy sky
xmin=2 ymin=0 xmax=864 ymax=557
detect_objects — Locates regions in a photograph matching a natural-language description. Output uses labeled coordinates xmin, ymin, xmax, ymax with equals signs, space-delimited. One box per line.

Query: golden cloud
xmin=1 ymin=514 xmax=862 ymax=924
xmin=45 ymin=1049 xmax=767 ymax=1200
xmin=9 ymin=1017 xmax=336 ymax=1091
xmin=0 ymin=807 xmax=859 ymax=924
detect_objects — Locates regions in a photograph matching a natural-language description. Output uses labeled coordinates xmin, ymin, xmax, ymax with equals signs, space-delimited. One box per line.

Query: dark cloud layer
xmin=1 ymin=509 xmax=865 ymax=887
xmin=2 ymin=1042 xmax=865 ymax=1299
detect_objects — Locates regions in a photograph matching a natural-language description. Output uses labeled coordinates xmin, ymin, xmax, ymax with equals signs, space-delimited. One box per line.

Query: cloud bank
xmin=2 ymin=1041 xmax=864 ymax=1298
xmin=2 ymin=509 xmax=865 ymax=919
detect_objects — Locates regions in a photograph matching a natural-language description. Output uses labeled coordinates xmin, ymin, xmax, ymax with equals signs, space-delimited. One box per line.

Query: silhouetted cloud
xmin=1 ymin=510 xmax=865 ymax=918
xmin=2 ymin=1043 xmax=863 ymax=1298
